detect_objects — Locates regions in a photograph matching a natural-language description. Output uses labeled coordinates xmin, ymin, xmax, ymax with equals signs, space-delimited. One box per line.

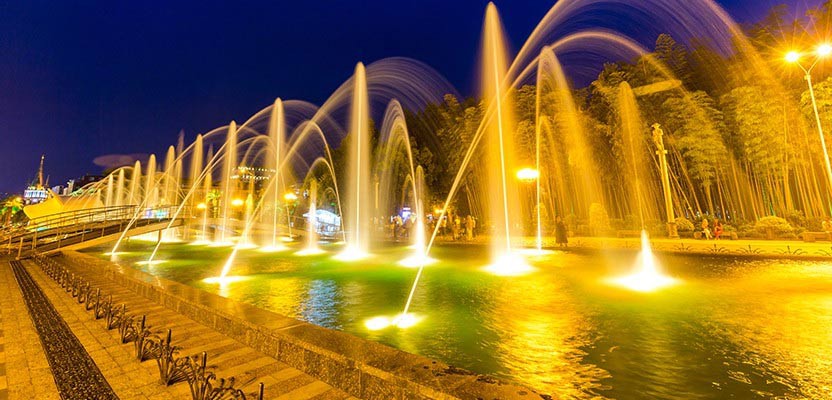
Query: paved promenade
xmin=0 ymin=254 xmax=353 ymax=400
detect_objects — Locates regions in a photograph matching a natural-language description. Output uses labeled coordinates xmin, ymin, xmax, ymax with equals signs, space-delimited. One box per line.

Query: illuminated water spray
xmin=336 ymin=63 xmax=371 ymax=261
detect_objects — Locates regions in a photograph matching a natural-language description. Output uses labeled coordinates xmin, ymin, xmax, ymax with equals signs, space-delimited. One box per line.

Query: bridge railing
xmin=3 ymin=205 xmax=183 ymax=254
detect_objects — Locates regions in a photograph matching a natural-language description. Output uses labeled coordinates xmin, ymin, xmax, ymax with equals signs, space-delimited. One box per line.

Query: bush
xmin=752 ymin=216 xmax=796 ymax=238
xmin=675 ymin=217 xmax=695 ymax=232
xmin=784 ymin=210 xmax=807 ymax=230
xmin=588 ymin=203 xmax=611 ymax=235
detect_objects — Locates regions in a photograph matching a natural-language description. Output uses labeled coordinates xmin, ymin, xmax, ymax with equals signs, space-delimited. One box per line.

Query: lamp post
xmin=786 ymin=45 xmax=832 ymax=212
xmin=516 ymin=167 xmax=542 ymax=249
xmin=284 ymin=192 xmax=298 ymax=238
xmin=651 ymin=124 xmax=678 ymax=238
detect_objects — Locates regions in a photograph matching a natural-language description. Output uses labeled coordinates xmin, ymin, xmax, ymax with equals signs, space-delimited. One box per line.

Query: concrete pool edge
xmin=56 ymin=250 xmax=547 ymax=400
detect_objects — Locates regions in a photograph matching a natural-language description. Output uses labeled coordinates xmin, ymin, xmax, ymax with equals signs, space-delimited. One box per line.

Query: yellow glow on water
xmin=103 ymin=251 xmax=128 ymax=256
xmin=295 ymin=248 xmax=326 ymax=256
xmin=364 ymin=313 xmax=423 ymax=330
xmin=280 ymin=236 xmax=295 ymax=242
xmin=607 ymin=231 xmax=678 ymax=292
xmin=135 ymin=260 xmax=167 ymax=266
xmin=189 ymin=240 xmax=213 ymax=246
xmin=398 ymin=253 xmax=437 ymax=268
xmin=209 ymin=241 xmax=234 ymax=247
xmin=259 ymin=244 xmax=289 ymax=253
xmin=392 ymin=313 xmax=422 ymax=328
xmin=516 ymin=248 xmax=556 ymax=257
xmin=483 ymin=253 xmax=536 ymax=276
xmin=202 ymin=275 xmax=249 ymax=284
xmin=334 ymin=246 xmax=370 ymax=262
xmin=234 ymin=242 xmax=258 ymax=250
xmin=365 ymin=316 xmax=391 ymax=330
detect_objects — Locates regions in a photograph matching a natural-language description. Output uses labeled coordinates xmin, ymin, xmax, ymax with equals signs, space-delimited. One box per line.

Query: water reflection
xmin=95 ymin=244 xmax=832 ymax=398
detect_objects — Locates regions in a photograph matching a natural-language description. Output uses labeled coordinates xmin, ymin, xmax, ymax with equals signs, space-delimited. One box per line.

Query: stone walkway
xmin=0 ymin=257 xmax=60 ymax=400
xmin=9 ymin=260 xmax=117 ymax=399
xmin=23 ymin=257 xmax=354 ymax=400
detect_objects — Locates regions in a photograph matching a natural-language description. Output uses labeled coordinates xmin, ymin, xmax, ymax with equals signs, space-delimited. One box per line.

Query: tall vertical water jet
xmin=145 ymin=155 xmax=157 ymax=208
xmin=129 ymin=161 xmax=141 ymax=206
xmin=104 ymin=174 xmax=114 ymax=207
xmin=219 ymin=122 xmax=237 ymax=244
xmin=188 ymin=134 xmax=204 ymax=241
xmin=297 ymin=179 xmax=324 ymax=256
xmin=163 ymin=146 xmax=177 ymax=206
xmin=400 ymin=166 xmax=435 ymax=267
xmin=200 ymin=144 xmax=214 ymax=243
xmin=115 ymin=169 xmax=125 ymax=207
xmin=610 ymin=82 xmax=677 ymax=292
xmin=263 ymin=99 xmax=288 ymax=251
xmin=481 ymin=4 xmax=531 ymax=275
xmin=336 ymin=63 xmax=371 ymax=261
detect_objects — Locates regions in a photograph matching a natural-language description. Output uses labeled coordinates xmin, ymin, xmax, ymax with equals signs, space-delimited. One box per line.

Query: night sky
xmin=0 ymin=0 xmax=819 ymax=195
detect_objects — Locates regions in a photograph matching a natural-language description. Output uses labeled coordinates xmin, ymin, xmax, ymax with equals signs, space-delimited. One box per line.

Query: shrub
xmin=752 ymin=216 xmax=795 ymax=238
xmin=675 ymin=217 xmax=695 ymax=232
xmin=588 ymin=203 xmax=611 ymax=235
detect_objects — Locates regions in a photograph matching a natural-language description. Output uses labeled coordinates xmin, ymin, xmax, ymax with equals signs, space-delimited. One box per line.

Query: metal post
xmin=652 ymin=124 xmax=678 ymax=238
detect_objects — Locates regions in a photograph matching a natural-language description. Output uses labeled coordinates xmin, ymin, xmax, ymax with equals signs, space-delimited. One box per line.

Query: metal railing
xmin=4 ymin=205 xmax=183 ymax=255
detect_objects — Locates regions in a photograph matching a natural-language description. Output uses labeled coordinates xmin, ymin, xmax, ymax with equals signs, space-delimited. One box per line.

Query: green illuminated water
xmin=92 ymin=241 xmax=832 ymax=398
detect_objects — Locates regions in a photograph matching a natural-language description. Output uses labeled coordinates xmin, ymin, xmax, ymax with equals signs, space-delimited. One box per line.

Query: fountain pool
xmin=90 ymin=242 xmax=832 ymax=398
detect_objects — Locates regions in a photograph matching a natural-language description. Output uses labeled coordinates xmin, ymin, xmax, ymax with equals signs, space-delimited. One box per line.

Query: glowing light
xmin=259 ymin=244 xmax=289 ymax=253
xmin=234 ymin=242 xmax=258 ymax=250
xmin=283 ymin=192 xmax=298 ymax=201
xmin=818 ymin=44 xmax=832 ymax=57
xmin=202 ymin=275 xmax=249 ymax=284
xmin=135 ymin=260 xmax=167 ymax=266
xmin=785 ymin=51 xmax=801 ymax=63
xmin=516 ymin=248 xmax=556 ymax=257
xmin=295 ymin=248 xmax=326 ymax=256
xmin=231 ymin=198 xmax=244 ymax=207
xmin=607 ymin=231 xmax=678 ymax=292
xmin=483 ymin=253 xmax=536 ymax=276
xmin=433 ymin=208 xmax=443 ymax=215
xmin=334 ymin=246 xmax=370 ymax=262
xmin=103 ymin=251 xmax=128 ymax=256
xmin=365 ymin=316 xmax=391 ymax=331
xmin=189 ymin=240 xmax=212 ymax=246
xmin=398 ymin=253 xmax=437 ymax=268
xmin=364 ymin=313 xmax=423 ymax=331
xmin=392 ymin=313 xmax=421 ymax=328
xmin=516 ymin=167 xmax=540 ymax=182
xmin=280 ymin=236 xmax=294 ymax=242
xmin=196 ymin=202 xmax=207 ymax=210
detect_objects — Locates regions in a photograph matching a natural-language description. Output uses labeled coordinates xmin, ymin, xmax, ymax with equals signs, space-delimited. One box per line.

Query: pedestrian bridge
xmin=2 ymin=205 xmax=184 ymax=257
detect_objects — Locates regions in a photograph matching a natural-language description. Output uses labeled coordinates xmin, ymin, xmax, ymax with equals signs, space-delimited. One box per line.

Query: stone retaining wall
xmin=57 ymin=251 xmax=544 ymax=400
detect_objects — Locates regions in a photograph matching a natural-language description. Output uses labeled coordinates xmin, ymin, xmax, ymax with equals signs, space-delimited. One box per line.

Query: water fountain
xmin=335 ymin=63 xmax=372 ymax=261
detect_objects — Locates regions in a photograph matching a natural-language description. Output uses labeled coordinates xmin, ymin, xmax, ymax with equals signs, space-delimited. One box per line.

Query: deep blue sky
xmin=0 ymin=0 xmax=817 ymax=195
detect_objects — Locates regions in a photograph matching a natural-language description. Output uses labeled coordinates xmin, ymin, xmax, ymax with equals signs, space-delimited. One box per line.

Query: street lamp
xmin=283 ymin=192 xmax=298 ymax=237
xmin=515 ymin=167 xmax=543 ymax=250
xmin=516 ymin=167 xmax=539 ymax=182
xmin=786 ymin=45 xmax=832 ymax=210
